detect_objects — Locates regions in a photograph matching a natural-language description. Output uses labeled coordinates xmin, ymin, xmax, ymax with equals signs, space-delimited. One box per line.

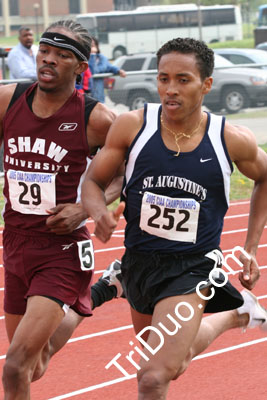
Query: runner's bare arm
xmin=225 ymin=122 xmax=267 ymax=289
xmin=86 ymin=101 xmax=125 ymax=204
xmin=86 ymin=101 xmax=117 ymax=149
xmin=46 ymin=102 xmax=122 ymax=234
xmin=46 ymin=173 xmax=124 ymax=235
xmin=82 ymin=110 xmax=143 ymax=242
xmin=0 ymin=84 xmax=17 ymax=146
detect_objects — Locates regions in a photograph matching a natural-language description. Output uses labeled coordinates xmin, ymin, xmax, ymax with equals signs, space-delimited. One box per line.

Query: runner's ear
xmin=75 ymin=61 xmax=89 ymax=76
xmin=202 ymin=77 xmax=213 ymax=95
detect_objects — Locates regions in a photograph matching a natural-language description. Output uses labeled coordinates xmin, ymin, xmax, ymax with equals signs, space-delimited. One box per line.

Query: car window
xmin=148 ymin=57 xmax=157 ymax=70
xmin=217 ymin=50 xmax=267 ymax=65
xmin=120 ymin=58 xmax=146 ymax=71
xmin=225 ymin=54 xmax=253 ymax=64
xmin=214 ymin=54 xmax=233 ymax=68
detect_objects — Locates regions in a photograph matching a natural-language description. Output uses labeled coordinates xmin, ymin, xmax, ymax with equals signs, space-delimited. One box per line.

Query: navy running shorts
xmin=121 ymin=248 xmax=243 ymax=315
xmin=3 ymin=225 xmax=94 ymax=316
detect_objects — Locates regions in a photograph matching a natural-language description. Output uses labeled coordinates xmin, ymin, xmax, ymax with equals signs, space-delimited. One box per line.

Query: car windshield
xmin=214 ymin=54 xmax=234 ymax=68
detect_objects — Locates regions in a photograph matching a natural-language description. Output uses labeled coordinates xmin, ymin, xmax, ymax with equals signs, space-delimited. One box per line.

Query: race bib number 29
xmin=7 ymin=169 xmax=56 ymax=215
xmin=140 ymin=191 xmax=200 ymax=243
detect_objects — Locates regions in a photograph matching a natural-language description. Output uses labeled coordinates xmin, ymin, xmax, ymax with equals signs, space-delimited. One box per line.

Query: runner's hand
xmin=239 ymin=252 xmax=260 ymax=290
xmin=94 ymin=202 xmax=125 ymax=243
xmin=46 ymin=203 xmax=88 ymax=234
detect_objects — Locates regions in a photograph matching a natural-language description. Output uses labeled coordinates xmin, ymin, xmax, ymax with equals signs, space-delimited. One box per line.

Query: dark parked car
xmin=105 ymin=53 xmax=267 ymax=113
xmin=256 ymin=42 xmax=267 ymax=51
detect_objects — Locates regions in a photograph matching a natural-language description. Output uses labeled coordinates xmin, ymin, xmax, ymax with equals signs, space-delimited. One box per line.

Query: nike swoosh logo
xmin=54 ymin=37 xmax=65 ymax=41
xmin=253 ymin=318 xmax=266 ymax=323
xmin=200 ymin=158 xmax=212 ymax=163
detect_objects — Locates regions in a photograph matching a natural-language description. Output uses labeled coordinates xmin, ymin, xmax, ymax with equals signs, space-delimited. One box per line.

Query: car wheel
xmin=113 ymin=46 xmax=127 ymax=59
xmin=221 ymin=86 xmax=249 ymax=114
xmin=128 ymin=91 xmax=152 ymax=110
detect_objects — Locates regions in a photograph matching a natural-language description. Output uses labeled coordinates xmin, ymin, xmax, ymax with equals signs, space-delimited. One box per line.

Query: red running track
xmin=0 ymin=199 xmax=267 ymax=399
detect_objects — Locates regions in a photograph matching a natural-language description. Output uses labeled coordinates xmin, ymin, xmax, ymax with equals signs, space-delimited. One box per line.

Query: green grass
xmin=230 ymin=143 xmax=267 ymax=200
xmin=209 ymin=38 xmax=254 ymax=50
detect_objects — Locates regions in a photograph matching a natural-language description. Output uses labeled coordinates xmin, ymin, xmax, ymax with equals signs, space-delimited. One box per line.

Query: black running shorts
xmin=121 ymin=248 xmax=243 ymax=315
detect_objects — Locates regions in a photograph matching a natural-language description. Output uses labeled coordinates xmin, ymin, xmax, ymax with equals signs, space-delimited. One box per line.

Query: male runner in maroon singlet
xmin=0 ymin=20 xmax=123 ymax=398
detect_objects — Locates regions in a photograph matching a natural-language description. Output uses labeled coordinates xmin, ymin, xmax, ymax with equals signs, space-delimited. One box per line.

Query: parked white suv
xmin=105 ymin=52 xmax=267 ymax=113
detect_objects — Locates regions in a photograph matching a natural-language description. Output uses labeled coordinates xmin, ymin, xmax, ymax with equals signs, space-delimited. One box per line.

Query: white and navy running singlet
xmin=121 ymin=103 xmax=233 ymax=253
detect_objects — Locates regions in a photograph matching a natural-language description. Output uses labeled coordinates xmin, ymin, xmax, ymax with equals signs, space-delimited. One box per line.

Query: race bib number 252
xmin=139 ymin=191 xmax=200 ymax=243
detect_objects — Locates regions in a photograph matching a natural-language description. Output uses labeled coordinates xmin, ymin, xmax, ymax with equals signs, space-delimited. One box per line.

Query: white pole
xmin=80 ymin=0 xmax=87 ymax=14
xmin=197 ymin=0 xmax=202 ymax=41
xmin=42 ymin=0 xmax=49 ymax=30
xmin=3 ymin=0 xmax=10 ymax=37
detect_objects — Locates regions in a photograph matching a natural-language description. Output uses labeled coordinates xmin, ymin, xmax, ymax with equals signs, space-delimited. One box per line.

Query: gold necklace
xmin=160 ymin=113 xmax=204 ymax=156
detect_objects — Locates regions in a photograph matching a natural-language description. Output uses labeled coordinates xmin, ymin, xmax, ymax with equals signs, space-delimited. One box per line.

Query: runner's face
xmin=157 ymin=52 xmax=212 ymax=121
xmin=36 ymin=28 xmax=86 ymax=92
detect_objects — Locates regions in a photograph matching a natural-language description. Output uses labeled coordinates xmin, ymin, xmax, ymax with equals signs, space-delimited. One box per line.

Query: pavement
xmin=229 ymin=117 xmax=267 ymax=145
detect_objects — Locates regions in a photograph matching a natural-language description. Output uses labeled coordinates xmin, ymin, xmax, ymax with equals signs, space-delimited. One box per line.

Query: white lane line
xmin=47 ymin=336 xmax=267 ymax=399
xmin=0 ymin=266 xmax=267 ymax=318
xmin=94 ymin=246 xmax=125 ymax=254
xmin=1 ymin=241 xmax=266 ymax=267
xmin=222 ymin=225 xmax=267 ymax=235
xmin=48 ymin=374 xmax=137 ymax=399
xmin=0 ymin=212 xmax=251 ymax=237
xmin=0 ymin=224 xmax=265 ymax=252
xmin=223 ymin=243 xmax=267 ymax=253
xmin=224 ymin=213 xmax=248 ymax=219
xmin=229 ymin=200 xmax=250 ymax=206
xmin=68 ymin=325 xmax=133 ymax=343
xmin=1 ymin=287 xmax=267 ymax=355
xmin=0 ymin=324 xmax=134 ymax=360
xmin=194 ymin=336 xmax=267 ymax=360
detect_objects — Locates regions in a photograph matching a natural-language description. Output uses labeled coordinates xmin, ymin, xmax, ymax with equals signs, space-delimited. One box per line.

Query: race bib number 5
xmin=140 ymin=192 xmax=200 ymax=243
xmin=77 ymin=240 xmax=95 ymax=271
xmin=7 ymin=169 xmax=56 ymax=215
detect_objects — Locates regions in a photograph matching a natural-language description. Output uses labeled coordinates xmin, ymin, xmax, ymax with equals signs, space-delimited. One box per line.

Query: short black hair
xmin=156 ymin=37 xmax=214 ymax=80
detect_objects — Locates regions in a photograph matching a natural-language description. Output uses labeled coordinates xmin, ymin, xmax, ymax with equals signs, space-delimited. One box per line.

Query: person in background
xmin=89 ymin=36 xmax=126 ymax=103
xmin=75 ymin=66 xmax=92 ymax=94
xmin=7 ymin=26 xmax=38 ymax=80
